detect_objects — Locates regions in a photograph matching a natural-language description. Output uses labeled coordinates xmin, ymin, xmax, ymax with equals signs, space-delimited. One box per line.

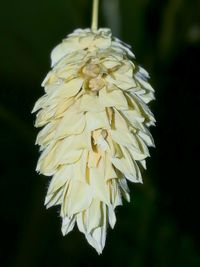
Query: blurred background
xmin=0 ymin=0 xmax=200 ymax=266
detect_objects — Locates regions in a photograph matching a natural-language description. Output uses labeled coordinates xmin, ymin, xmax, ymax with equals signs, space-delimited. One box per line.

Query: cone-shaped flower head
xmin=32 ymin=28 xmax=155 ymax=254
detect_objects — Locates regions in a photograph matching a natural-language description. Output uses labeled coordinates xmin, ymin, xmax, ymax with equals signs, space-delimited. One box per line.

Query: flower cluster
xmin=33 ymin=28 xmax=155 ymax=254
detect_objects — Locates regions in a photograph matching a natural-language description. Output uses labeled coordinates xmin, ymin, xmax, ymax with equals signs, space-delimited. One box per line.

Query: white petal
xmin=99 ymin=87 xmax=128 ymax=110
xmin=61 ymin=216 xmax=76 ymax=235
xmin=62 ymin=180 xmax=92 ymax=217
xmin=85 ymin=111 xmax=110 ymax=131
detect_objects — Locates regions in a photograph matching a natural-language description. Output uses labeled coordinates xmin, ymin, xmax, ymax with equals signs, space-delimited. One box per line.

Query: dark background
xmin=0 ymin=0 xmax=200 ymax=266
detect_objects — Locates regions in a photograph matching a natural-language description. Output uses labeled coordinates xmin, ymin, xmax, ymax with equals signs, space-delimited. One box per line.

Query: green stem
xmin=91 ymin=0 xmax=99 ymax=31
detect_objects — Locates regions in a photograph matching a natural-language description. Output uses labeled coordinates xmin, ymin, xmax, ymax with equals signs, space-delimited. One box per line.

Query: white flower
xmin=32 ymin=28 xmax=155 ymax=254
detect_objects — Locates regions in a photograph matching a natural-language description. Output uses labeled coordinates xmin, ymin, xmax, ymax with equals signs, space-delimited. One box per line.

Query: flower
xmin=32 ymin=28 xmax=155 ymax=254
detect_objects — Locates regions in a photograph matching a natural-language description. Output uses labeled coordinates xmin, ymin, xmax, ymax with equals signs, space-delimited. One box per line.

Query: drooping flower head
xmin=32 ymin=28 xmax=155 ymax=254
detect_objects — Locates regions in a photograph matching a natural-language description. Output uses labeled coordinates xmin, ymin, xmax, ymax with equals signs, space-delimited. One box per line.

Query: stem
xmin=91 ymin=0 xmax=99 ymax=31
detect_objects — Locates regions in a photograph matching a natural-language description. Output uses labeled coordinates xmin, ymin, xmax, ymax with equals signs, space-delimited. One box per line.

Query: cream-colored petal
xmin=112 ymin=147 xmax=142 ymax=183
xmin=62 ymin=180 xmax=92 ymax=217
xmin=87 ymin=199 xmax=102 ymax=232
xmin=109 ymin=179 xmax=123 ymax=207
xmin=48 ymin=77 xmax=83 ymax=101
xmin=105 ymin=152 xmax=117 ymax=180
xmin=85 ymin=111 xmax=110 ymax=131
xmin=55 ymin=111 xmax=85 ymax=139
xmin=79 ymin=94 xmax=104 ymax=112
xmin=45 ymin=187 xmax=64 ymax=209
xmin=99 ymin=87 xmax=128 ymax=110
xmin=36 ymin=121 xmax=58 ymax=146
xmin=90 ymin=158 xmax=110 ymax=205
xmin=108 ymin=205 xmax=116 ymax=228
xmin=61 ymin=216 xmax=76 ymax=235
xmin=85 ymin=203 xmax=107 ymax=254
xmin=47 ymin=165 xmax=71 ymax=195
xmin=110 ymin=129 xmax=139 ymax=149
xmin=51 ymin=38 xmax=83 ymax=67
xmin=118 ymin=178 xmax=130 ymax=202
